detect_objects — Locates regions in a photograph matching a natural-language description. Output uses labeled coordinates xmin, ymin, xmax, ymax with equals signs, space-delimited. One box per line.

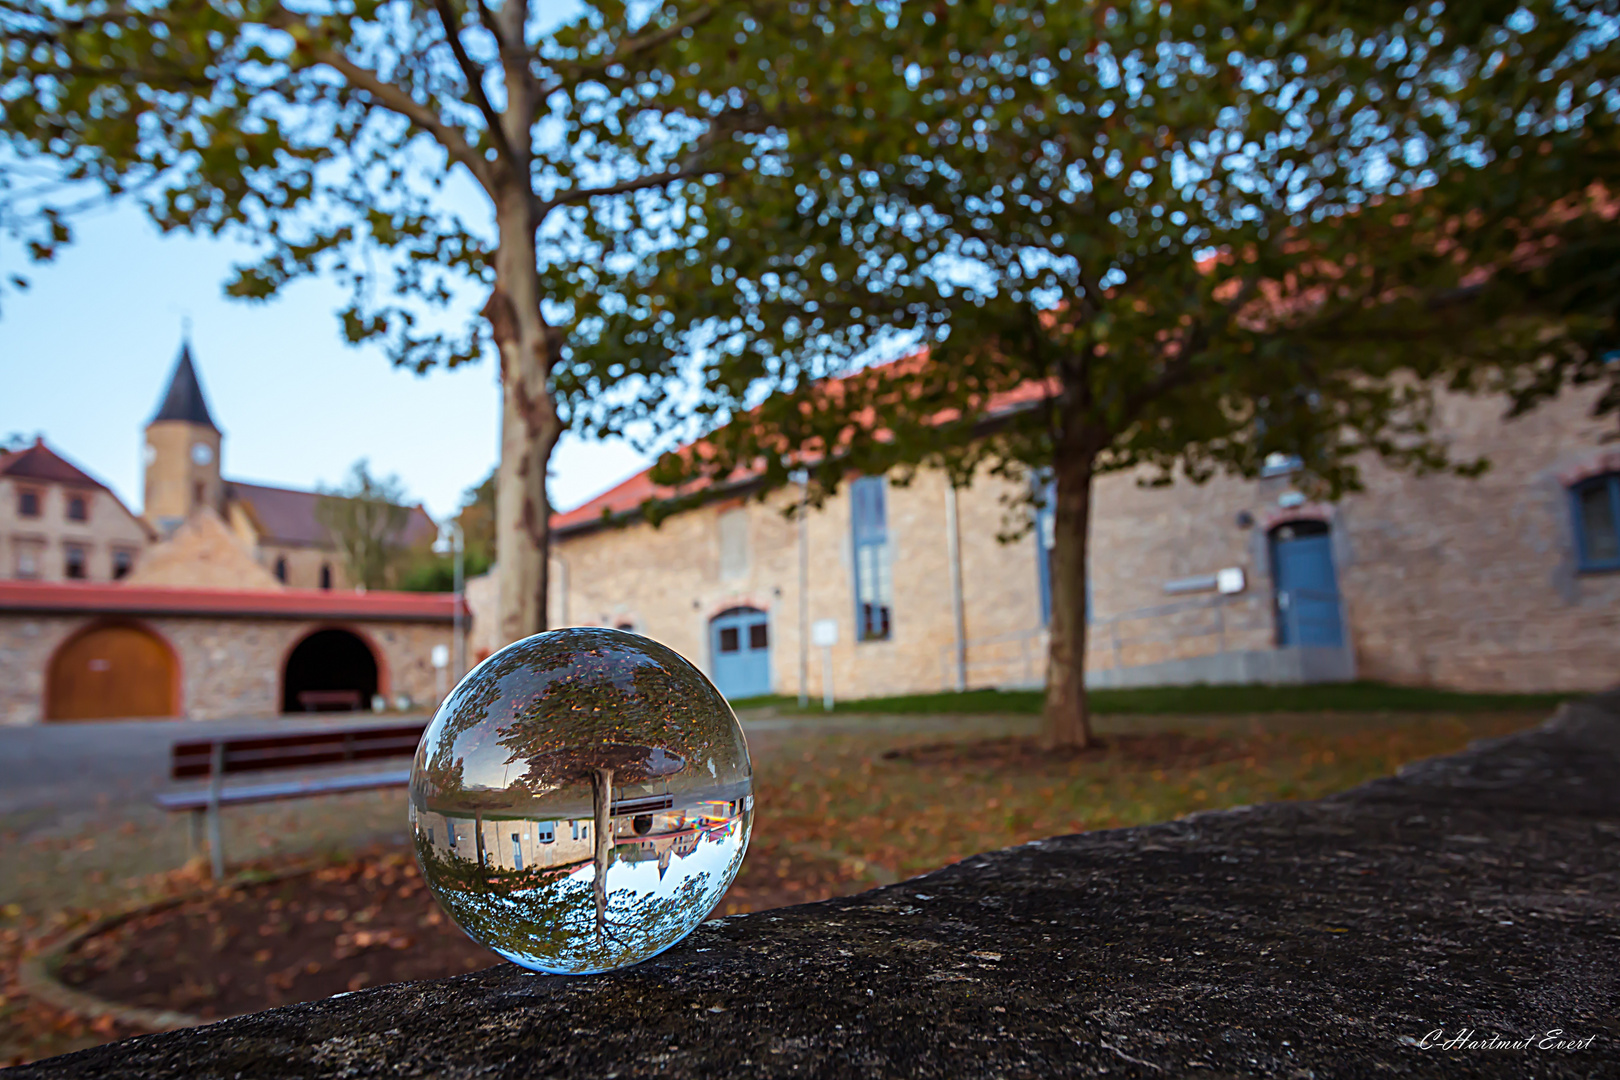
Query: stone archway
xmin=46 ymin=622 xmax=179 ymax=721
xmin=281 ymin=627 xmax=380 ymax=713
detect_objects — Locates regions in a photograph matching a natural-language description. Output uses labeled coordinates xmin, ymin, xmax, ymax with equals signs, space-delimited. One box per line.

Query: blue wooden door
xmin=710 ymin=607 xmax=772 ymax=700
xmin=1271 ymin=525 xmax=1344 ymax=647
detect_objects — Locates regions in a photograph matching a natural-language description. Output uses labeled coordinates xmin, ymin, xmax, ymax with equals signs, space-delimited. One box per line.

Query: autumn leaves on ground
xmin=0 ymin=707 xmax=1548 ymax=1065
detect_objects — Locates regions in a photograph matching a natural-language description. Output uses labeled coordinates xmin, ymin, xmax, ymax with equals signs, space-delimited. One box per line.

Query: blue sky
xmin=0 ymin=201 xmax=651 ymax=521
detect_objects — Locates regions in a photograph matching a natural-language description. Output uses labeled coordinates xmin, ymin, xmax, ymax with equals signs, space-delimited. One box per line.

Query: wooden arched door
xmin=47 ymin=623 xmax=178 ymax=721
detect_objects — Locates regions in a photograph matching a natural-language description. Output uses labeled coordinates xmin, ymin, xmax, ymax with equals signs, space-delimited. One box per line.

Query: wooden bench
xmin=154 ymin=722 xmax=426 ymax=880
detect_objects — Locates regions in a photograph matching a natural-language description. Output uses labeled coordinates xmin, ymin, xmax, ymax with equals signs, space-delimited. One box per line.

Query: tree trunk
xmin=489 ymin=189 xmax=562 ymax=645
xmin=591 ymin=767 xmax=615 ymax=942
xmin=1043 ymin=429 xmax=1098 ymax=749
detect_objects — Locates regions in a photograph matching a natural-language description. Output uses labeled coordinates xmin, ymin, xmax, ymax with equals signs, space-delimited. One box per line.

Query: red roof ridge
xmin=0 ymin=438 xmax=111 ymax=491
xmin=0 ymin=579 xmax=458 ymax=620
xmin=550 ymin=353 xmax=1050 ymax=535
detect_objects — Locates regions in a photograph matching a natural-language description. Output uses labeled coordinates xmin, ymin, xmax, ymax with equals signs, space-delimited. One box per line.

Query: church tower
xmin=143 ymin=340 xmax=223 ymax=535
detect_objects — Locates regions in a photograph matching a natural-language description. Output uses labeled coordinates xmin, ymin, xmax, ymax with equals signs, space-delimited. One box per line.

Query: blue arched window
xmin=1572 ymin=473 xmax=1620 ymax=571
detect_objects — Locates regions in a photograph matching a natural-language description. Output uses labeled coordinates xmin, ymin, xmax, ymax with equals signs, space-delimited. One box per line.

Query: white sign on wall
xmin=811 ymin=619 xmax=839 ymax=648
xmin=1215 ymin=567 xmax=1246 ymax=595
xmin=431 ymin=644 xmax=450 ymax=669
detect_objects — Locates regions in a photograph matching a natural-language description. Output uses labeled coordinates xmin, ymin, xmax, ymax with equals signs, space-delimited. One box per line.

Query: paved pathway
xmin=0 ymin=715 xmax=434 ymax=816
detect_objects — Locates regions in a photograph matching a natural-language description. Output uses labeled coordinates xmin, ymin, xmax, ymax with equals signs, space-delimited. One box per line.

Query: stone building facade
xmin=0 ymin=439 xmax=153 ymax=583
xmin=0 ymin=581 xmax=457 ymax=723
xmin=492 ymin=383 xmax=1617 ymax=700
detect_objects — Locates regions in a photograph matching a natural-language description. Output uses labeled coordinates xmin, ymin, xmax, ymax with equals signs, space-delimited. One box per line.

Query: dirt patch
xmin=882 ymin=731 xmax=1244 ymax=770
xmin=53 ymin=846 xmax=867 ymax=1022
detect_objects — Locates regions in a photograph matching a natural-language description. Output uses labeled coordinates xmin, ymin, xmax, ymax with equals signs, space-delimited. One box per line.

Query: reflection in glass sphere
xmin=408 ymin=627 xmax=753 ymax=974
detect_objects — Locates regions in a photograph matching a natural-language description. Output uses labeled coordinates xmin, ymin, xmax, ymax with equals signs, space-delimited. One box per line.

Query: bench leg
xmin=207 ymin=742 xmax=226 ymax=882
xmin=207 ymin=801 xmax=225 ymax=882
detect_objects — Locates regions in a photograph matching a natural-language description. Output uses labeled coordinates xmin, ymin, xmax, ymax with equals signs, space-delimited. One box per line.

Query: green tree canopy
xmin=399 ymin=467 xmax=495 ymax=591
xmin=315 ymin=458 xmax=414 ymax=589
xmin=0 ymin=0 xmax=797 ymax=643
xmin=561 ymin=0 xmax=1620 ymax=746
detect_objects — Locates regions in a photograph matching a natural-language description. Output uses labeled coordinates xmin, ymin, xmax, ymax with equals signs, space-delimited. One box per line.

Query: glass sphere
xmin=408 ymin=627 xmax=753 ymax=974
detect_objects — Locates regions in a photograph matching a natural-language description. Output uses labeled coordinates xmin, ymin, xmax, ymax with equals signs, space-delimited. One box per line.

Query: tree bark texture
xmin=1043 ymin=423 xmax=1097 ymax=749
xmin=591 ymin=767 xmax=615 ymax=942
xmin=489 ymin=190 xmax=562 ymax=646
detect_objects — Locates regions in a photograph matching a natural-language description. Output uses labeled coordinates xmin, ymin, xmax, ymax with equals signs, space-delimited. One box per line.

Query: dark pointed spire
xmin=150 ymin=340 xmax=219 ymax=430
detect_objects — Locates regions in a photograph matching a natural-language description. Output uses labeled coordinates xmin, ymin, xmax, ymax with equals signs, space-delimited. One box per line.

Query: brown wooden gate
xmin=47 ymin=623 xmax=178 ymax=721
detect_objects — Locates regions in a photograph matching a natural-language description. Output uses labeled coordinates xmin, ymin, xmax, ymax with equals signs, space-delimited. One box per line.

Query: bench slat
xmin=155 ymin=768 xmax=413 ymax=811
xmin=170 ymin=723 xmax=427 ymax=779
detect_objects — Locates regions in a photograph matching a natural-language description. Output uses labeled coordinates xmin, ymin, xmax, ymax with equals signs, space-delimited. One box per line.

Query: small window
xmin=319 ymin=563 xmax=332 ymax=590
xmin=17 ymin=489 xmax=39 ymax=518
xmin=1572 ymin=473 xmax=1620 ymax=571
xmin=850 ymin=476 xmax=893 ymax=641
xmin=112 ymin=548 xmax=135 ymax=580
xmin=749 ymin=623 xmax=768 ymax=650
xmin=718 ymin=626 xmax=740 ymax=653
xmin=615 ymin=621 xmax=634 ymax=632
xmin=537 ymin=822 xmax=555 ymax=844
xmin=718 ymin=508 xmax=749 ymax=579
xmin=66 ymin=495 xmax=87 ymax=522
xmin=64 ymin=544 xmax=87 ymax=580
xmin=193 ymin=481 xmax=205 ymax=505
xmin=273 ymin=556 xmax=287 ymax=583
xmin=14 ymin=544 xmax=40 ymax=579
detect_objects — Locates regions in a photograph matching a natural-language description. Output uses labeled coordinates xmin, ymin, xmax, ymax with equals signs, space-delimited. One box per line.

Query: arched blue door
xmin=1270 ymin=521 xmax=1344 ymax=647
xmin=710 ymin=607 xmax=771 ymax=700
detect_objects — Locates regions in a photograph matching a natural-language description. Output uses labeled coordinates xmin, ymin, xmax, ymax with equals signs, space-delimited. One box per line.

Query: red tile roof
xmin=552 ymin=468 xmax=674 ymax=531
xmin=227 ymin=481 xmax=438 ymax=549
xmin=0 ymin=438 xmax=111 ymax=491
xmin=0 ymin=580 xmax=459 ymax=621
xmin=551 ymin=362 xmax=1054 ymax=533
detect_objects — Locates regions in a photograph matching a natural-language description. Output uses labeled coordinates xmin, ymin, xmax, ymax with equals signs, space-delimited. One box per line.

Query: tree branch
xmin=536 ymin=160 xmax=710 ymax=215
xmin=540 ymin=3 xmax=718 ymax=94
xmin=533 ymin=109 xmax=751 ymax=217
xmin=613 ymin=3 xmax=718 ymax=64
xmin=430 ymin=0 xmax=520 ymax=177
xmin=315 ymin=48 xmax=491 ymax=190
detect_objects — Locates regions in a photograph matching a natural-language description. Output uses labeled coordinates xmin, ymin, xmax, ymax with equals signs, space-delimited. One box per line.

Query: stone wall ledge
xmin=15 ymin=698 xmax=1620 ymax=1079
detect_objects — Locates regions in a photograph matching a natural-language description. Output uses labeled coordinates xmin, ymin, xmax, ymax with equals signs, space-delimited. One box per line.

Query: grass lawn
xmin=734 ymin=681 xmax=1580 ymax=718
xmin=735 ymin=709 xmax=1551 ymax=888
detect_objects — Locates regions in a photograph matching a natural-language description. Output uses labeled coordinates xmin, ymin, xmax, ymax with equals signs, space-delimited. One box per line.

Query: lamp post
xmin=433 ymin=521 xmax=465 ymax=683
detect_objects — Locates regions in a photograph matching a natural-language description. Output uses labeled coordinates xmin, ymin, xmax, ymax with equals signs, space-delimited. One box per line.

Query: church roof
xmin=1 ymin=437 xmax=110 ymax=490
xmin=227 ymin=480 xmax=438 ymax=549
xmin=150 ymin=343 xmax=219 ymax=430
